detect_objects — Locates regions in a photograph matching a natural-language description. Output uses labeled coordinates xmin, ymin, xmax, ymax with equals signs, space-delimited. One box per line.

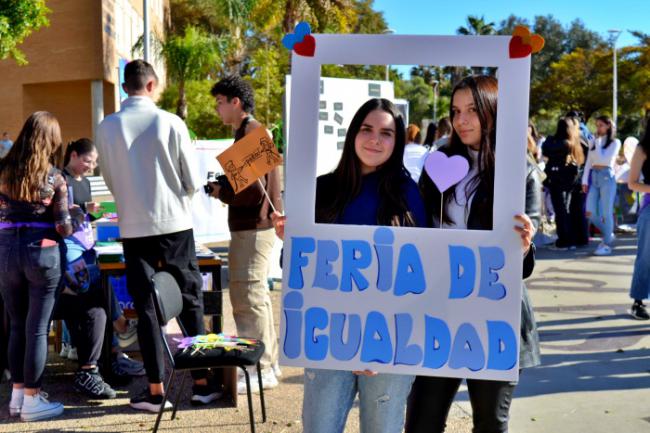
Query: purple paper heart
xmin=424 ymin=151 xmax=470 ymax=193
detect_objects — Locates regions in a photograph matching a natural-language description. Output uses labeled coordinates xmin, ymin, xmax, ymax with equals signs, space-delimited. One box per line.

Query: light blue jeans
xmin=630 ymin=204 xmax=650 ymax=300
xmin=586 ymin=166 xmax=617 ymax=244
xmin=302 ymin=368 xmax=415 ymax=433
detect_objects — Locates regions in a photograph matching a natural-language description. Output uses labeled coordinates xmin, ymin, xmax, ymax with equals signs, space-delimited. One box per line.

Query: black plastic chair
xmin=149 ymin=271 xmax=267 ymax=433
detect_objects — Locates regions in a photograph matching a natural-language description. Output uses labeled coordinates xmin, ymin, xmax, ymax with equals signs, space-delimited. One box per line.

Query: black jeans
xmin=0 ymin=295 xmax=9 ymax=377
xmin=57 ymin=290 xmax=107 ymax=368
xmin=549 ymin=187 xmax=588 ymax=247
xmin=0 ymin=228 xmax=63 ymax=388
xmin=405 ymin=376 xmax=517 ymax=433
xmin=122 ymin=229 xmax=206 ymax=383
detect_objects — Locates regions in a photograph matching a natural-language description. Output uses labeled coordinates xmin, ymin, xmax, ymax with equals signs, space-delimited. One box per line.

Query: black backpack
xmin=543 ymin=159 xmax=579 ymax=191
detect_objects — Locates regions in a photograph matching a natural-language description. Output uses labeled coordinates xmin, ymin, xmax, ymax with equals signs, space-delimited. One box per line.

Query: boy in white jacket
xmin=96 ymin=60 xmax=220 ymax=411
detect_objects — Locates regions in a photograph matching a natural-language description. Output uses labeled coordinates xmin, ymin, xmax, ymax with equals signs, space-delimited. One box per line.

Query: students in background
xmin=0 ymin=112 xmax=71 ymax=421
xmin=433 ymin=116 xmax=452 ymax=149
xmin=404 ymin=123 xmax=428 ymax=182
xmin=272 ymin=98 xmax=426 ymax=433
xmin=582 ymin=116 xmax=621 ymax=256
xmin=423 ymin=122 xmax=438 ymax=149
xmin=407 ymin=75 xmax=540 ymax=433
xmin=0 ymin=132 xmax=12 ymax=158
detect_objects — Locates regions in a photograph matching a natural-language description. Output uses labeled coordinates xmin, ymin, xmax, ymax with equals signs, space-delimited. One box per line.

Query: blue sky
xmin=373 ymin=0 xmax=647 ymax=48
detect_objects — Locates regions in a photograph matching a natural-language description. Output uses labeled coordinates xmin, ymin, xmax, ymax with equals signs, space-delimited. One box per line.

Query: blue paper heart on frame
xmin=282 ymin=21 xmax=312 ymax=50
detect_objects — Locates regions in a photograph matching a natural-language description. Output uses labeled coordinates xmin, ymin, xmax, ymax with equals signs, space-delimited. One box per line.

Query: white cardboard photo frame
xmin=281 ymin=34 xmax=531 ymax=381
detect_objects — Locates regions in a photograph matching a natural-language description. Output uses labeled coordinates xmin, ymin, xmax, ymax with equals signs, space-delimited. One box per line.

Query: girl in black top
xmin=63 ymin=138 xmax=100 ymax=216
xmin=406 ymin=75 xmax=540 ymax=433
xmin=57 ymin=139 xmax=141 ymax=400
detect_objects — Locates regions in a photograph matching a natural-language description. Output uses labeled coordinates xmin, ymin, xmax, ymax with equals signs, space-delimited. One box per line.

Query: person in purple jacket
xmin=272 ymin=98 xmax=426 ymax=433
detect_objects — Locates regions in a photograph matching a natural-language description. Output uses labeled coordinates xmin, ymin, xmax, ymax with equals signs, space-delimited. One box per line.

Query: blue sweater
xmin=316 ymin=171 xmax=427 ymax=227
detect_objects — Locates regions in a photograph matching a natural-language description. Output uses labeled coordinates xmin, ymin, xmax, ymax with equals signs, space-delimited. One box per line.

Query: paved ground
xmin=1 ymin=233 xmax=648 ymax=432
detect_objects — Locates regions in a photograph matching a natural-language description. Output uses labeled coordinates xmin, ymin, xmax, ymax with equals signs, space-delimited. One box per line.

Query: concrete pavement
xmin=0 ymin=234 xmax=648 ymax=432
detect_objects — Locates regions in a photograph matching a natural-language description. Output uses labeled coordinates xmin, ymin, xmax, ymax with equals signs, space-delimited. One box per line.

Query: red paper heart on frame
xmin=509 ymin=36 xmax=532 ymax=58
xmin=294 ymin=35 xmax=315 ymax=57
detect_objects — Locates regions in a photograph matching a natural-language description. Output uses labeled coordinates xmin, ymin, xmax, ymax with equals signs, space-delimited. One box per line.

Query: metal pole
xmin=608 ymin=29 xmax=621 ymax=127
xmin=432 ymin=81 xmax=439 ymax=122
xmin=143 ymin=0 xmax=150 ymax=62
xmin=612 ymin=43 xmax=618 ymax=127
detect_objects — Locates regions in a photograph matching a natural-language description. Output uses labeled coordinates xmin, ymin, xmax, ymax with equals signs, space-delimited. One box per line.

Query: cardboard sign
xmin=281 ymin=34 xmax=531 ymax=382
xmin=216 ymin=127 xmax=283 ymax=194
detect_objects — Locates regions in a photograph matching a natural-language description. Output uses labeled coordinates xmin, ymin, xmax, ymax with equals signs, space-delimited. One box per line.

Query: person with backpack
xmin=542 ymin=117 xmax=588 ymax=249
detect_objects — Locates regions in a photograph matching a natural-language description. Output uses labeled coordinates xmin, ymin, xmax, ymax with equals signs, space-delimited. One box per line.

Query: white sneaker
xmin=67 ymin=347 xmax=78 ymax=361
xmin=116 ymin=319 xmax=138 ymax=348
xmin=9 ymin=388 xmax=24 ymax=417
xmin=594 ymin=243 xmax=612 ymax=256
xmin=59 ymin=343 xmax=70 ymax=359
xmin=20 ymin=392 xmax=64 ymax=422
xmin=236 ymin=369 xmax=278 ymax=394
xmin=272 ymin=362 xmax=283 ymax=378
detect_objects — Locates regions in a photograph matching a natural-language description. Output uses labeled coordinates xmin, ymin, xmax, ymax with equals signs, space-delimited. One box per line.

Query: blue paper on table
xmin=110 ymin=275 xmax=134 ymax=311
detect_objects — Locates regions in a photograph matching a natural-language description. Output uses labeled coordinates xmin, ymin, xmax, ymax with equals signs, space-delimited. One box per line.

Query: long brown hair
xmin=0 ymin=112 xmax=63 ymax=201
xmin=317 ymin=98 xmax=416 ymax=226
xmin=556 ymin=117 xmax=585 ymax=165
xmin=440 ymin=75 xmax=497 ymax=224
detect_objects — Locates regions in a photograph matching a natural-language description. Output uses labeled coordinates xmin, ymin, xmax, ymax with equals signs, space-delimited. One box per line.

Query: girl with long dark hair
xmin=542 ymin=117 xmax=588 ymax=249
xmin=272 ymin=98 xmax=426 ymax=433
xmin=55 ymin=138 xmax=142 ymax=400
xmin=405 ymin=75 xmax=540 ymax=433
xmin=0 ymin=112 xmax=72 ymax=421
xmin=582 ymin=115 xmax=621 ymax=255
xmin=627 ymin=119 xmax=650 ymax=320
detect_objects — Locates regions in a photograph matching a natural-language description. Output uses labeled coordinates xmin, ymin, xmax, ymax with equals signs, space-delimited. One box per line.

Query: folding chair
xmin=149 ymin=271 xmax=267 ymax=433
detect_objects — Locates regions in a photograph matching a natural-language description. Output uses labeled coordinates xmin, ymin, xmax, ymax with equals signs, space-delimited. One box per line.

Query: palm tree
xmin=160 ymin=26 xmax=222 ymax=119
xmin=457 ymin=15 xmax=496 ymax=36
xmin=456 ymin=15 xmax=496 ymax=77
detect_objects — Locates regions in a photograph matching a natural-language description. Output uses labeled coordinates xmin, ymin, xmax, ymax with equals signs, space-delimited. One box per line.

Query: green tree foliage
xmin=159 ymin=5 xmax=646 ymax=140
xmin=496 ymin=14 xmax=609 ymax=133
xmin=394 ymin=76 xmax=434 ymax=126
xmin=0 ymin=0 xmax=50 ymax=65
xmin=457 ymin=15 xmax=495 ymax=36
xmin=163 ymin=0 xmax=387 ymax=138
xmin=160 ymin=26 xmax=223 ymax=119
xmin=616 ymin=39 xmax=650 ymax=136
xmin=534 ymin=47 xmax=612 ymax=121
xmin=158 ymin=80 xmax=231 ymax=139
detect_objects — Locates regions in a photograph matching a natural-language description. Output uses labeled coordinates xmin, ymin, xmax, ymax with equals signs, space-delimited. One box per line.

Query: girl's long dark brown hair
xmin=555 ymin=117 xmax=585 ymax=165
xmin=317 ymin=98 xmax=416 ymax=227
xmin=438 ymin=75 xmax=497 ymax=225
xmin=595 ymin=115 xmax=615 ymax=150
xmin=0 ymin=111 xmax=63 ymax=202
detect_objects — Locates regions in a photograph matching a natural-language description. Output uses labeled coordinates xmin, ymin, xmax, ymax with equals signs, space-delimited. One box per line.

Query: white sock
xmin=10 ymin=388 xmax=24 ymax=406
